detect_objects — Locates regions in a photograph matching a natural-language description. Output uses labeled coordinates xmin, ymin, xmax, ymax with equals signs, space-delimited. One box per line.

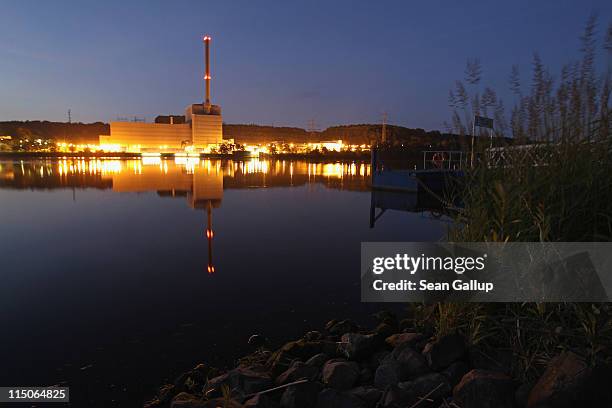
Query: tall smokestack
xmin=203 ymin=35 xmax=211 ymax=108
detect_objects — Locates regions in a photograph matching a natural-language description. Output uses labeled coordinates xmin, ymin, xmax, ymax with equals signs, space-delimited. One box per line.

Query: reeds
xmin=423 ymin=15 xmax=612 ymax=381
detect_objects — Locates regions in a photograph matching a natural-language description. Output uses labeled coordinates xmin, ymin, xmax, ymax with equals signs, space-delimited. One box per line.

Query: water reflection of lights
xmin=9 ymin=158 xmax=370 ymax=184
xmin=141 ymin=157 xmax=162 ymax=166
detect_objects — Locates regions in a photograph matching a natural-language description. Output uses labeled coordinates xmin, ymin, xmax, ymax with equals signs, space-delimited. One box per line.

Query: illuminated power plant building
xmin=99 ymin=35 xmax=223 ymax=152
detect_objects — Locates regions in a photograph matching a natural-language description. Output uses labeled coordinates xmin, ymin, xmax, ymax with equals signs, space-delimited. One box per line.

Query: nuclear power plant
xmin=99 ymin=35 xmax=223 ymax=152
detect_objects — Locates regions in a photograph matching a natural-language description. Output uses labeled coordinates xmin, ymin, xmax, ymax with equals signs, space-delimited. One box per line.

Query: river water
xmin=0 ymin=158 xmax=447 ymax=406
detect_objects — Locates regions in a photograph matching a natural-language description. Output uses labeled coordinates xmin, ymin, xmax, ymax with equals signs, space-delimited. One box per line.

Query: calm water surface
xmin=0 ymin=158 xmax=446 ymax=406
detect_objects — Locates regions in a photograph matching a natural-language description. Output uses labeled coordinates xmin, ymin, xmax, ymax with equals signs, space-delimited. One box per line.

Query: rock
xmin=245 ymin=393 xmax=280 ymax=408
xmin=358 ymin=367 xmax=373 ymax=385
xmin=326 ymin=319 xmax=359 ymax=336
xmin=379 ymin=375 xmax=450 ymax=408
xmin=394 ymin=346 xmax=430 ymax=378
xmin=374 ymin=360 xmax=404 ymax=389
xmin=170 ymin=392 xmax=207 ymax=408
xmin=422 ymin=333 xmax=466 ymax=370
xmin=397 ymin=373 xmax=451 ymax=406
xmin=276 ymin=361 xmax=320 ymax=385
xmin=322 ymin=359 xmax=360 ymax=390
xmin=202 ymin=398 xmax=243 ymax=408
xmin=174 ymin=364 xmax=214 ymax=393
xmin=374 ymin=322 xmax=396 ymax=338
xmin=340 ymin=333 xmax=380 ymax=360
xmin=205 ymin=367 xmax=273 ymax=398
xmin=304 ymin=331 xmax=323 ymax=341
xmin=267 ymin=339 xmax=335 ymax=376
xmin=347 ymin=386 xmax=382 ymax=408
xmin=280 ymin=381 xmax=321 ymax=408
xmin=399 ymin=318 xmax=413 ymax=332
xmin=385 ymin=332 xmax=424 ymax=349
xmin=378 ymin=385 xmax=406 ymax=408
xmin=515 ymin=380 xmax=534 ymax=408
xmin=367 ymin=350 xmax=390 ymax=370
xmin=453 ymin=369 xmax=514 ymax=408
xmin=374 ymin=341 xmax=439 ymax=390
xmin=157 ymin=383 xmax=177 ymax=404
xmin=305 ymin=353 xmax=329 ymax=368
xmin=316 ymin=388 xmax=366 ymax=408
xmin=526 ymin=351 xmax=596 ymax=408
xmin=441 ymin=361 xmax=470 ymax=387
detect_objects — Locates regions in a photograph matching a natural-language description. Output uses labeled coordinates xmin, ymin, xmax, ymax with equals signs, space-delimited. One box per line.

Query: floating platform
xmin=371 ymin=169 xmax=463 ymax=194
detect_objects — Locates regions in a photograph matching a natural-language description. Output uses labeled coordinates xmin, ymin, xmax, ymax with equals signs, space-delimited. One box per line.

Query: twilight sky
xmin=0 ymin=0 xmax=610 ymax=130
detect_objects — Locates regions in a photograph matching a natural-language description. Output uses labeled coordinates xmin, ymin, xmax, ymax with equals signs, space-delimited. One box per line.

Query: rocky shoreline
xmin=145 ymin=315 xmax=611 ymax=408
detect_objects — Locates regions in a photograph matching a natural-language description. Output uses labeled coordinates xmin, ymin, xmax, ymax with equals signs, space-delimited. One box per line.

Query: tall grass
xmin=423 ymin=15 xmax=612 ymax=381
xmin=450 ymin=138 xmax=612 ymax=242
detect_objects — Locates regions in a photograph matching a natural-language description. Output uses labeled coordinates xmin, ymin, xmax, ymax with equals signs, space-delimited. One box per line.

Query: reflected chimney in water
xmin=206 ymin=200 xmax=214 ymax=274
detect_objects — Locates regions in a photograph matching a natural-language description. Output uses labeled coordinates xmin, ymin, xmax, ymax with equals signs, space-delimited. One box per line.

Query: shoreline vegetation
xmin=145 ymin=16 xmax=612 ymax=408
xmin=0 ymin=122 xmax=468 ymax=153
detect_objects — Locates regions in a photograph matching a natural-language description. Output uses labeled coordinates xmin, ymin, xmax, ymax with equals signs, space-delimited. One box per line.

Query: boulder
xmin=244 ymin=393 xmax=280 ymax=408
xmin=397 ymin=373 xmax=451 ymax=406
xmin=280 ymin=381 xmax=321 ymax=408
xmin=305 ymin=353 xmax=329 ymax=368
xmin=367 ymin=350 xmax=390 ymax=371
xmin=202 ymin=398 xmax=243 ymax=408
xmin=276 ymin=360 xmax=320 ymax=385
xmin=170 ymin=392 xmax=207 ymax=408
xmin=157 ymin=383 xmax=177 ymax=404
xmin=379 ymin=373 xmax=450 ymax=408
xmin=205 ymin=367 xmax=272 ymax=398
xmin=453 ymin=369 xmax=514 ymax=408
xmin=374 ymin=360 xmax=404 ymax=389
xmin=316 ymin=388 xmax=366 ymax=408
xmin=267 ymin=339 xmax=336 ymax=376
xmin=441 ymin=361 xmax=470 ymax=387
xmin=374 ymin=344 xmax=431 ymax=389
xmin=399 ymin=318 xmax=413 ymax=332
xmin=394 ymin=346 xmax=430 ymax=378
xmin=374 ymin=322 xmax=397 ymax=338
xmin=514 ymin=380 xmax=535 ymax=408
xmin=527 ymin=351 xmax=595 ymax=408
xmin=385 ymin=332 xmax=424 ymax=349
xmin=325 ymin=319 xmax=359 ymax=336
xmin=304 ymin=331 xmax=323 ymax=341
xmin=358 ymin=367 xmax=373 ymax=384
xmin=174 ymin=364 xmax=215 ymax=393
xmin=322 ymin=359 xmax=360 ymax=390
xmin=347 ymin=386 xmax=382 ymax=408
xmin=340 ymin=333 xmax=380 ymax=360
xmin=422 ymin=333 xmax=466 ymax=370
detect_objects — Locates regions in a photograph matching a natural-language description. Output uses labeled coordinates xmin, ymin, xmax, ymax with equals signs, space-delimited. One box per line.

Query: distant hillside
xmin=0 ymin=121 xmax=109 ymax=144
xmin=225 ymin=123 xmax=469 ymax=150
xmin=0 ymin=121 xmax=469 ymax=150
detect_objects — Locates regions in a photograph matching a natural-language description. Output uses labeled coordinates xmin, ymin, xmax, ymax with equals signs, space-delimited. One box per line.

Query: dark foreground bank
xmin=145 ymin=312 xmax=612 ymax=408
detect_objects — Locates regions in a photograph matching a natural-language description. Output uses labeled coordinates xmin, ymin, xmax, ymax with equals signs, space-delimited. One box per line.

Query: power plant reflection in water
xmin=0 ymin=158 xmax=375 ymax=272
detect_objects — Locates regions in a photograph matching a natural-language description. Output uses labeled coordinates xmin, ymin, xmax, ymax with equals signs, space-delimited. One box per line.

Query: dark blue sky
xmin=1 ymin=1 xmax=610 ymax=130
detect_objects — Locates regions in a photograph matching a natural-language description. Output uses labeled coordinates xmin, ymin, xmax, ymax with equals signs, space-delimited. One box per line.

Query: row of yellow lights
xmin=55 ymin=140 xmax=371 ymax=154
xmin=19 ymin=158 xmax=370 ymax=179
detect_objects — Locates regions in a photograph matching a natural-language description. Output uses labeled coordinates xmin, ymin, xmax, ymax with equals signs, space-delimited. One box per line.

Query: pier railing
xmin=422 ymin=150 xmax=467 ymax=170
